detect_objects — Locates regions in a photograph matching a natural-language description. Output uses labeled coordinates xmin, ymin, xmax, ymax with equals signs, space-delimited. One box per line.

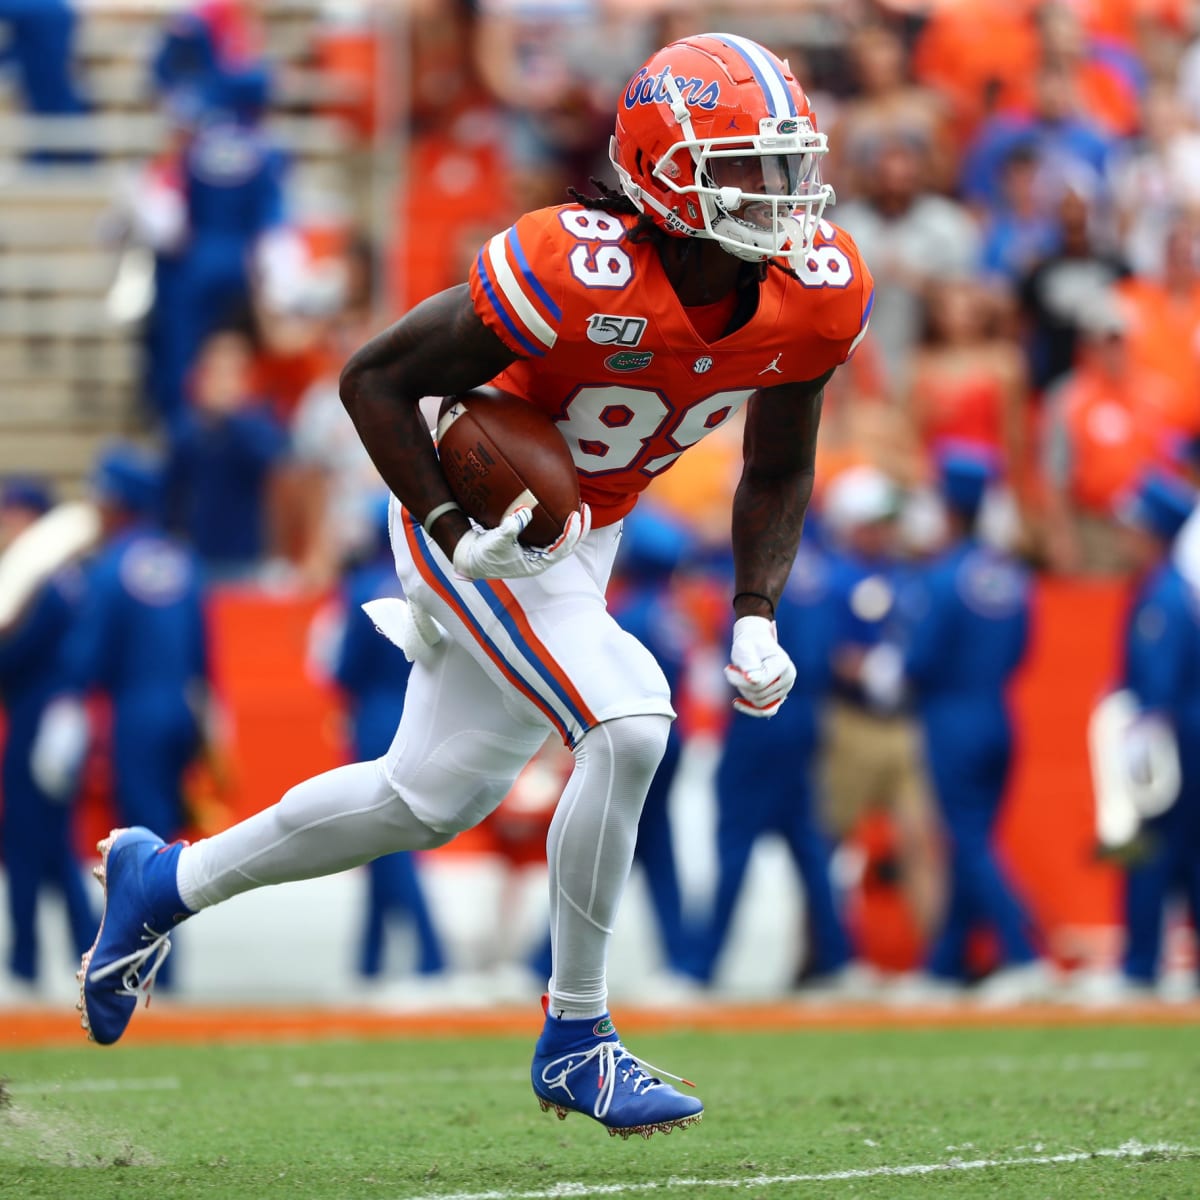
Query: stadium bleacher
xmin=0 ymin=0 xmax=352 ymax=492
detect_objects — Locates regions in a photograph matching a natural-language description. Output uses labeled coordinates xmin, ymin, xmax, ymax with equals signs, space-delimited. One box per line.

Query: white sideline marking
xmin=290 ymin=1068 xmax=526 ymax=1088
xmin=7 ymin=1051 xmax=1149 ymax=1098
xmin=863 ymin=1051 xmax=1150 ymax=1075
xmin=293 ymin=1056 xmax=1149 ymax=1091
xmin=401 ymin=1142 xmax=1195 ymax=1200
xmin=10 ymin=1069 xmax=524 ymax=1096
xmin=7 ymin=1076 xmax=181 ymax=1095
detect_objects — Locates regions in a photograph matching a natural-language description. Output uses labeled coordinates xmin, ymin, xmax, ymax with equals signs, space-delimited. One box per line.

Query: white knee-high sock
xmin=176 ymin=760 xmax=449 ymax=911
xmin=545 ymin=714 xmax=671 ymax=1020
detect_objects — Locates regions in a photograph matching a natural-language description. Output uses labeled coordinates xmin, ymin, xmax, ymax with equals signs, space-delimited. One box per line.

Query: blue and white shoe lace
xmin=538 ymin=1039 xmax=694 ymax=1122
xmin=88 ymin=924 xmax=173 ymax=1006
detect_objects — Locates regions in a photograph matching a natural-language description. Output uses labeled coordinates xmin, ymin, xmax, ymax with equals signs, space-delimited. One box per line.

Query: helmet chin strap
xmin=610 ymin=148 xmax=695 ymax=235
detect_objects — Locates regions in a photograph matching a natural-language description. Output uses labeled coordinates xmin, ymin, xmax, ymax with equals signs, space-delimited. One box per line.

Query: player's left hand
xmin=452 ymin=503 xmax=591 ymax=580
xmin=724 ymin=615 xmax=796 ymax=718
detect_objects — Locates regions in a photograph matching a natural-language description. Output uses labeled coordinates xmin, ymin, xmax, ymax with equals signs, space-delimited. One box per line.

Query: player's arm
xmin=731 ymin=368 xmax=832 ymax=619
xmin=722 ymin=369 xmax=832 ymax=718
xmin=339 ymin=284 xmax=517 ymax=560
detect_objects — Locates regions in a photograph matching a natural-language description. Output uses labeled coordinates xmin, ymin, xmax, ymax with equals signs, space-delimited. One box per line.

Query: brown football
xmin=435 ymin=388 xmax=581 ymax=548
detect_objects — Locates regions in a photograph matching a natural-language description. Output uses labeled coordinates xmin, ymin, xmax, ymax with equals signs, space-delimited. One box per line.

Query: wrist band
xmin=733 ymin=591 xmax=775 ymax=619
xmin=422 ymin=501 xmax=463 ymax=536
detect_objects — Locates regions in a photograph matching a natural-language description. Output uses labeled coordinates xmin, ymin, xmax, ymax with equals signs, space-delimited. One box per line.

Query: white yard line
xmin=401 ymin=1142 xmax=1196 ymax=1200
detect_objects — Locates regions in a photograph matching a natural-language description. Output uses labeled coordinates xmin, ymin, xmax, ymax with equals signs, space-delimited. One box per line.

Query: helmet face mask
xmin=610 ymin=34 xmax=835 ymax=269
xmin=663 ymin=115 xmax=831 ymax=262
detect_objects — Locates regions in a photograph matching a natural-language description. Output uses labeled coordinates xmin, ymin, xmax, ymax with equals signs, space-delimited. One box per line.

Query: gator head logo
xmin=593 ymin=1017 xmax=615 ymax=1037
xmin=605 ymin=350 xmax=654 ymax=372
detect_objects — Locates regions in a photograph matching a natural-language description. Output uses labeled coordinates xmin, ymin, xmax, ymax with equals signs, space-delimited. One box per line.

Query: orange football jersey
xmin=468 ymin=204 xmax=874 ymax=526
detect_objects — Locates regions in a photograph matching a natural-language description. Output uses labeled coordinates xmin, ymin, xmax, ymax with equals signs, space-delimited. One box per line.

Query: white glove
xmin=451 ymin=503 xmax=591 ymax=581
xmin=30 ymin=696 xmax=90 ymax=802
xmin=724 ymin=615 xmax=797 ymax=718
xmin=362 ymin=596 xmax=447 ymax=668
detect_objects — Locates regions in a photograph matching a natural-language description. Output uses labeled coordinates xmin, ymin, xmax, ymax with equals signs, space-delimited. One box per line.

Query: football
xmin=435 ymin=388 xmax=581 ymax=548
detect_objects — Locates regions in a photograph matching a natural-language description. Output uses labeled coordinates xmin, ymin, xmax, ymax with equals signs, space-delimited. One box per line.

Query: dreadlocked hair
xmin=566 ymin=179 xmax=657 ymax=242
xmin=565 ymin=178 xmax=803 ymax=285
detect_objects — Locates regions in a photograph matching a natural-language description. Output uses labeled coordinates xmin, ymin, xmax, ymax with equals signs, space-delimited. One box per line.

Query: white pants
xmin=176 ymin=502 xmax=676 ymax=1014
xmin=389 ymin=499 xmax=674 ymax=758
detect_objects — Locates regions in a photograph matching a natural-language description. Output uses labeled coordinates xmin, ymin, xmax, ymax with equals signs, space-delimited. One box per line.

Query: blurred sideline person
xmin=887 ymin=447 xmax=1048 ymax=1005
xmin=165 ymin=324 xmax=290 ymax=582
xmin=820 ymin=465 xmax=943 ymax=943
xmin=1016 ymin=173 xmax=1129 ymax=398
xmin=315 ymin=503 xmax=446 ymax=983
xmin=834 ymin=131 xmax=980 ymax=387
xmin=79 ymin=33 xmax=873 ymax=1140
xmin=471 ymin=0 xmax=627 ymax=212
xmin=1095 ymin=472 xmax=1200 ymax=1000
xmin=289 ymin=302 xmax=392 ymax=590
xmin=1040 ymin=292 xmax=1185 ymax=575
xmin=0 ymin=480 xmax=96 ymax=993
xmin=684 ymin=529 xmax=860 ymax=993
xmin=0 ymin=0 xmax=90 ymax=132
xmin=35 ymin=446 xmax=211 ymax=988
xmin=167 ymin=67 xmax=288 ymax=421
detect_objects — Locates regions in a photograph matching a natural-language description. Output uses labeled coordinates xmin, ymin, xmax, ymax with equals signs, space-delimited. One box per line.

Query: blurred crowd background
xmin=1 ymin=0 xmax=1199 ymax=1012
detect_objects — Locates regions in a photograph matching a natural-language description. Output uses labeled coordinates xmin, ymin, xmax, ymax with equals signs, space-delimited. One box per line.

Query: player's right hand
xmin=452 ymin=504 xmax=591 ymax=580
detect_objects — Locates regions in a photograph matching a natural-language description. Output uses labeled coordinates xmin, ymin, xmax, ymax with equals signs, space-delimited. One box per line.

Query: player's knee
xmin=389 ymin=785 xmax=495 ymax=843
xmin=581 ymin=713 xmax=672 ymax=782
xmin=377 ymin=788 xmax=457 ymax=851
xmin=382 ymin=727 xmax=543 ymax=839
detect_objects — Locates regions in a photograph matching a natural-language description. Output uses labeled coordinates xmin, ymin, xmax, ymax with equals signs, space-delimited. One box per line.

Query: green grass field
xmin=2 ymin=1022 xmax=1198 ymax=1199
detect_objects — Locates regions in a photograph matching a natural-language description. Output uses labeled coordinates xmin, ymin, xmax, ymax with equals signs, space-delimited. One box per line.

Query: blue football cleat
xmin=78 ymin=827 xmax=190 ymax=1045
xmin=530 ymin=1002 xmax=703 ymax=1139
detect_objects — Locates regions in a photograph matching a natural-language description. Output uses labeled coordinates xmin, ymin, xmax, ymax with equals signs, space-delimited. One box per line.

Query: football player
xmin=80 ymin=32 xmax=873 ymax=1139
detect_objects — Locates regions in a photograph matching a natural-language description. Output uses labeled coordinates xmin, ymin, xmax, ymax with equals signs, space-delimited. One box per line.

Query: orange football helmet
xmin=610 ymin=33 xmax=833 ymax=269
